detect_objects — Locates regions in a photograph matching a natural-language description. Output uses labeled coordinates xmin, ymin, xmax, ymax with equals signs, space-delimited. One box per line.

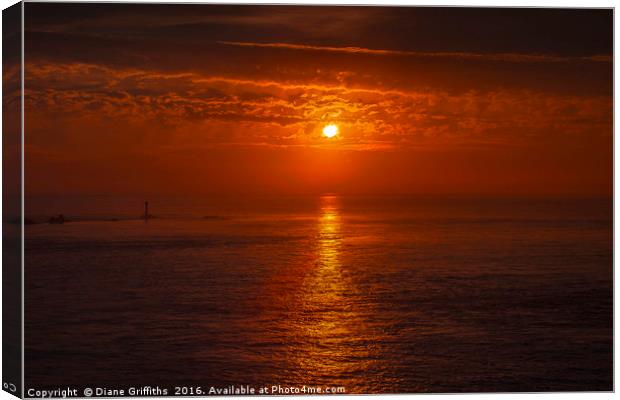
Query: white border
xmin=0 ymin=2 xmax=616 ymax=400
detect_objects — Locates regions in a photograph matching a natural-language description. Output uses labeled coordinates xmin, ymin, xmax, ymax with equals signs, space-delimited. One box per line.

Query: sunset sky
xmin=22 ymin=4 xmax=612 ymax=197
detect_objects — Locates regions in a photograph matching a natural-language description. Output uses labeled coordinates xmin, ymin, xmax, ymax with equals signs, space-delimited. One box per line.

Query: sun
xmin=322 ymin=124 xmax=339 ymax=138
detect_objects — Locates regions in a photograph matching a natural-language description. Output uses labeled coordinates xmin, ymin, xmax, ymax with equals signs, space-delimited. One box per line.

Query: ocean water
xmin=24 ymin=196 xmax=612 ymax=393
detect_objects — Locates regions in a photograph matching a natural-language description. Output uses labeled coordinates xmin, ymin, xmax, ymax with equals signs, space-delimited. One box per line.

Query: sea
xmin=24 ymin=195 xmax=613 ymax=393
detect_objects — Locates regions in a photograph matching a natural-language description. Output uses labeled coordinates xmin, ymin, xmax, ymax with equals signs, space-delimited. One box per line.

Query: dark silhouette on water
xmin=142 ymin=201 xmax=152 ymax=221
xmin=48 ymin=214 xmax=65 ymax=224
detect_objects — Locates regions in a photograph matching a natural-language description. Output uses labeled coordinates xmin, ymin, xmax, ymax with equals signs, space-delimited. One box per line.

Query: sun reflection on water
xmin=317 ymin=196 xmax=342 ymax=271
xmin=286 ymin=195 xmax=374 ymax=391
xmin=257 ymin=196 xmax=386 ymax=392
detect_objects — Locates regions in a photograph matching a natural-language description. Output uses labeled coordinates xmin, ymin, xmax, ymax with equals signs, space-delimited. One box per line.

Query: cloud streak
xmin=218 ymin=41 xmax=612 ymax=64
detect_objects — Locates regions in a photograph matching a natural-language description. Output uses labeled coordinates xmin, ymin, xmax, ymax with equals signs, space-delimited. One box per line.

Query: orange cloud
xmin=25 ymin=61 xmax=611 ymax=152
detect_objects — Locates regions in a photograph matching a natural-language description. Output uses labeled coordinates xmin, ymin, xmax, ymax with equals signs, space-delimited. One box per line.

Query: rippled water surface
xmin=25 ymin=196 xmax=612 ymax=393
